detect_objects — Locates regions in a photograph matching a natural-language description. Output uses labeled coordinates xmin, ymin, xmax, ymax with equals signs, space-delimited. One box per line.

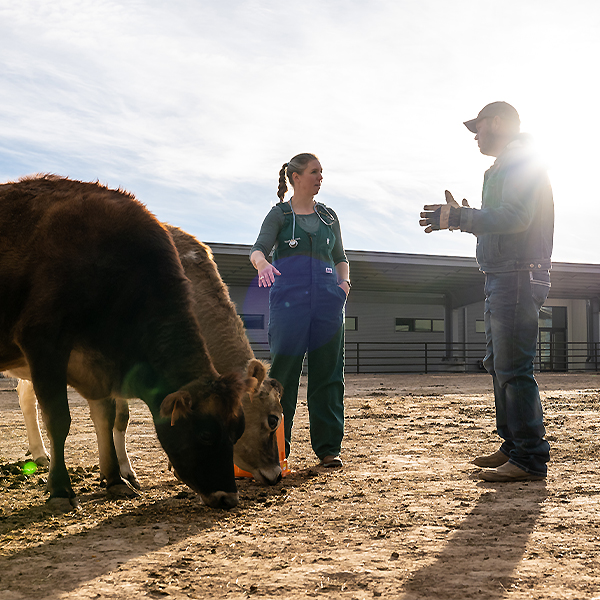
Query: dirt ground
xmin=1 ymin=372 xmax=600 ymax=600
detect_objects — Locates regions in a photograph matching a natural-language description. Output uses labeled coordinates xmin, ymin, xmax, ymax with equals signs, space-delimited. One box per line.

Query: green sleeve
xmin=330 ymin=210 xmax=348 ymax=265
xmin=250 ymin=206 xmax=285 ymax=258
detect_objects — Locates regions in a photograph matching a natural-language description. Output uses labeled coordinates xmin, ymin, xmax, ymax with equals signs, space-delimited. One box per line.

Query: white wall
xmin=344 ymin=291 xmax=446 ymax=343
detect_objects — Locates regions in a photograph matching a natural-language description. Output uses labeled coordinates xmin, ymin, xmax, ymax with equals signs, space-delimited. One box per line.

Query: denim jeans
xmin=483 ymin=270 xmax=551 ymax=476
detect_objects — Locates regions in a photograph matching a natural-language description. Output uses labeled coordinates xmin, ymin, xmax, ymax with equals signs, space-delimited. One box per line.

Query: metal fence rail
xmin=250 ymin=340 xmax=600 ymax=374
xmin=344 ymin=341 xmax=487 ymax=374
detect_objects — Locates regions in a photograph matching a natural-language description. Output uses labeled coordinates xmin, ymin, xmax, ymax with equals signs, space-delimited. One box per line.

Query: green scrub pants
xmin=268 ymin=280 xmax=345 ymax=460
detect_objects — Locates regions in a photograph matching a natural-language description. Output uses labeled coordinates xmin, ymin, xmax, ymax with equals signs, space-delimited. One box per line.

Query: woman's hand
xmin=338 ymin=281 xmax=350 ymax=296
xmin=335 ymin=263 xmax=350 ymax=297
xmin=251 ymin=250 xmax=281 ymax=287
xmin=258 ymin=263 xmax=281 ymax=287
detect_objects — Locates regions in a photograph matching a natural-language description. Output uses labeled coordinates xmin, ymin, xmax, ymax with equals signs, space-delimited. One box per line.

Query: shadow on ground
xmin=401 ymin=481 xmax=547 ymax=599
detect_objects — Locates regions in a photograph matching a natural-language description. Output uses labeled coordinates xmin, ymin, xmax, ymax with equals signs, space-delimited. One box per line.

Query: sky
xmin=1 ymin=0 xmax=598 ymax=264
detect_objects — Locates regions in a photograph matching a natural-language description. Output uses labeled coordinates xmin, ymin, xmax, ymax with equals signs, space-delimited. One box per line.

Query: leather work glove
xmin=420 ymin=191 xmax=470 ymax=233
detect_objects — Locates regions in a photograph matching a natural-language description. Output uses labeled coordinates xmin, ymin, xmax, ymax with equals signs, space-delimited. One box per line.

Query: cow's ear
xmin=246 ymin=359 xmax=267 ymax=392
xmin=160 ymin=391 xmax=193 ymax=426
xmin=245 ymin=376 xmax=259 ymax=396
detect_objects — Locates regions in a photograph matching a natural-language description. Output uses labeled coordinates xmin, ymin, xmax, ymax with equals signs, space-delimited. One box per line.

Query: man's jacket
xmin=458 ymin=134 xmax=554 ymax=273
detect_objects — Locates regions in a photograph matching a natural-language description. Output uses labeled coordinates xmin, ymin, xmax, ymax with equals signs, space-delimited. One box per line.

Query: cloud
xmin=0 ymin=1 xmax=599 ymax=261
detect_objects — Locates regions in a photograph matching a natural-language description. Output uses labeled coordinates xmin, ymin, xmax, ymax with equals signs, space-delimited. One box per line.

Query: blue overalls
xmin=268 ymin=201 xmax=346 ymax=460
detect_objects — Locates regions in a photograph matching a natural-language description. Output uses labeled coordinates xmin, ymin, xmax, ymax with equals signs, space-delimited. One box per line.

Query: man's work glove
xmin=420 ymin=191 xmax=470 ymax=233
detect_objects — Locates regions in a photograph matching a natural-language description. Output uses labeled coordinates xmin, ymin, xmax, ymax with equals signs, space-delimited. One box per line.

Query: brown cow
xmin=166 ymin=225 xmax=284 ymax=483
xmin=15 ymin=226 xmax=284 ymax=488
xmin=0 ymin=175 xmax=246 ymax=511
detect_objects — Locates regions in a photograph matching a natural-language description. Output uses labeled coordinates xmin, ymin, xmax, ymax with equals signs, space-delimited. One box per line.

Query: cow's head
xmin=233 ymin=360 xmax=284 ymax=485
xmin=154 ymin=372 xmax=246 ymax=509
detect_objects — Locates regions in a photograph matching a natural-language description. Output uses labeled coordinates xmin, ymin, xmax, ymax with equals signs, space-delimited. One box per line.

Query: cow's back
xmin=0 ymin=176 xmax=196 ymax=382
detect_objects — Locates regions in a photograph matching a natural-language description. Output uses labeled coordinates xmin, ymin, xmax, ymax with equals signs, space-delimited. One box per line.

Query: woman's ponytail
xmin=277 ymin=163 xmax=289 ymax=201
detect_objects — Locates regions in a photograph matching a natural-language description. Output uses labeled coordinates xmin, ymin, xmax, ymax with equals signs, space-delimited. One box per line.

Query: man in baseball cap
xmin=463 ymin=101 xmax=520 ymax=134
xmin=419 ymin=102 xmax=554 ymax=483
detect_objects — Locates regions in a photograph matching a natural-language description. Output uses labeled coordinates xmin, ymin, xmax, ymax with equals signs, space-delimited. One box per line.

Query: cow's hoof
xmin=106 ymin=482 xmax=140 ymax=499
xmin=46 ymin=496 xmax=80 ymax=513
xmin=34 ymin=455 xmax=50 ymax=468
xmin=124 ymin=473 xmax=142 ymax=490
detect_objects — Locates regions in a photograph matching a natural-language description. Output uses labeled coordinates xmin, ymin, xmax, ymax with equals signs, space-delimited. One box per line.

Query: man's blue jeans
xmin=483 ymin=270 xmax=551 ymax=476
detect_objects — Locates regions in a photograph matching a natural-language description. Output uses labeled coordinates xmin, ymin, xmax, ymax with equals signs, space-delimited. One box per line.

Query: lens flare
xmin=22 ymin=461 xmax=38 ymax=475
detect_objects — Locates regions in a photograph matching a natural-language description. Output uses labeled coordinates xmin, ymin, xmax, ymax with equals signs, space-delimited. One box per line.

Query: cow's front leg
xmin=88 ymin=398 xmax=139 ymax=498
xmin=35 ymin=380 xmax=76 ymax=511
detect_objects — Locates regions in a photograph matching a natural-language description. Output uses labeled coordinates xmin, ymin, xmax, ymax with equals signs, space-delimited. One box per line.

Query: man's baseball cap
xmin=463 ymin=101 xmax=520 ymax=133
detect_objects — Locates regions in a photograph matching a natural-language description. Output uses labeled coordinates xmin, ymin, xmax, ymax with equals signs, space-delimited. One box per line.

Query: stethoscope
xmin=285 ymin=200 xmax=336 ymax=248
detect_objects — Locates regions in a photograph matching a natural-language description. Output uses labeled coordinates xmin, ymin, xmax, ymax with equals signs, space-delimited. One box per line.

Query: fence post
xmin=356 ymin=342 xmax=360 ymax=374
xmin=424 ymin=342 xmax=428 ymax=374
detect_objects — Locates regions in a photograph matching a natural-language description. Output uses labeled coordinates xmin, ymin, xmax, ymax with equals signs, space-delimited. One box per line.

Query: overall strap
xmin=277 ymin=201 xmax=336 ymax=224
xmin=276 ymin=201 xmax=293 ymax=216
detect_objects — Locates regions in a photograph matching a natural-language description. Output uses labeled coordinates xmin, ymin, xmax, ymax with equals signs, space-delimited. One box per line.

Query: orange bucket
xmin=234 ymin=418 xmax=291 ymax=478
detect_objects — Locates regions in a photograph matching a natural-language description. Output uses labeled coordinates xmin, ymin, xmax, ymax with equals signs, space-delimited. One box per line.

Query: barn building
xmin=208 ymin=243 xmax=600 ymax=374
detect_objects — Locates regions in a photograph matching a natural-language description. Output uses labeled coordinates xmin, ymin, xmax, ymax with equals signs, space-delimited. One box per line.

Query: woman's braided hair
xmin=277 ymin=153 xmax=319 ymax=201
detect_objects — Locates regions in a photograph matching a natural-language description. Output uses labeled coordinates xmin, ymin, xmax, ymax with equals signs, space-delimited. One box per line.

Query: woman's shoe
xmin=321 ymin=455 xmax=343 ymax=468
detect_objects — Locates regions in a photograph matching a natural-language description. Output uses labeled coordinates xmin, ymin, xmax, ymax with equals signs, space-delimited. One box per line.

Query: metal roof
xmin=207 ymin=243 xmax=600 ymax=308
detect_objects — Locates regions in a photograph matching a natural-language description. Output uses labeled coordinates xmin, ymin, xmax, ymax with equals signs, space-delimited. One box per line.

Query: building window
xmin=414 ymin=319 xmax=431 ymax=332
xmin=345 ymin=316 xmax=358 ymax=331
xmin=539 ymin=307 xmax=552 ymax=328
xmin=395 ymin=318 xmax=444 ymax=333
xmin=240 ymin=314 xmax=265 ymax=330
xmin=475 ymin=319 xmax=485 ymax=333
xmin=539 ymin=306 xmax=567 ymax=329
xmin=431 ymin=319 xmax=445 ymax=332
xmin=395 ymin=318 xmax=413 ymax=332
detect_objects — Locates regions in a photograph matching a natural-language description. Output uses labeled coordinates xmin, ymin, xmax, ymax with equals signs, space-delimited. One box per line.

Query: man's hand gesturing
xmin=420 ymin=191 xmax=470 ymax=233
